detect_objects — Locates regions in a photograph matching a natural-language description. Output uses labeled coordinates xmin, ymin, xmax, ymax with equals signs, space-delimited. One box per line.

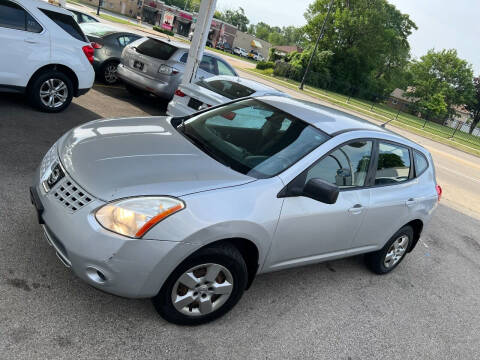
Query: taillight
xmin=436 ymin=185 xmax=442 ymax=201
xmin=91 ymin=42 xmax=103 ymax=49
xmin=175 ymin=89 xmax=186 ymax=97
xmin=82 ymin=45 xmax=94 ymax=64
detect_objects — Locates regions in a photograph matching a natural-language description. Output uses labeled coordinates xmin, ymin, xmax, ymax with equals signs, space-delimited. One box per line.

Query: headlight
xmin=95 ymin=197 xmax=185 ymax=238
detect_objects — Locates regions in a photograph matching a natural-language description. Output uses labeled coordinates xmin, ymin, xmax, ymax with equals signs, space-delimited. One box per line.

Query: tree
xmin=303 ymin=0 xmax=417 ymax=97
xmin=221 ymin=7 xmax=249 ymax=32
xmin=247 ymin=23 xmax=304 ymax=46
xmin=466 ymin=77 xmax=480 ymax=134
xmin=408 ymin=49 xmax=475 ymax=120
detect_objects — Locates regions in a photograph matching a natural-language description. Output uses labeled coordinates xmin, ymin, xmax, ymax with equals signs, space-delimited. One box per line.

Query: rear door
xmin=354 ymin=141 xmax=415 ymax=249
xmin=0 ymin=0 xmax=48 ymax=87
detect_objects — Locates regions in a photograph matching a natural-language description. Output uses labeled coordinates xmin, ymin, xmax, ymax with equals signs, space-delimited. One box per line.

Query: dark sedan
xmin=80 ymin=23 xmax=142 ymax=84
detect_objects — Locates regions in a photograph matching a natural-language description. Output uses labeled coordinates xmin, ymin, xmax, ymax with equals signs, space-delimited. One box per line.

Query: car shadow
xmin=92 ymin=82 xmax=169 ymax=116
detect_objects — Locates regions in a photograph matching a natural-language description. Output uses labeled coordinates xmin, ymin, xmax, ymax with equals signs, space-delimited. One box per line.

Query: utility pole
xmin=299 ymin=0 xmax=334 ymax=90
xmin=96 ymin=0 xmax=102 ymax=16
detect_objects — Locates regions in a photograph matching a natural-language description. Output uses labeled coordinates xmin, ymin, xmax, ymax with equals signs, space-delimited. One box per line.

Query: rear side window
xmin=198 ymin=80 xmax=255 ymax=100
xmin=135 ymin=38 xmax=178 ymax=60
xmin=0 ymin=0 xmax=42 ymax=33
xmin=306 ymin=141 xmax=373 ymax=188
xmin=199 ymin=55 xmax=217 ymax=74
xmin=375 ymin=142 xmax=411 ymax=185
xmin=40 ymin=9 xmax=87 ymax=42
xmin=414 ymin=151 xmax=428 ymax=176
xmin=118 ymin=35 xmax=140 ymax=47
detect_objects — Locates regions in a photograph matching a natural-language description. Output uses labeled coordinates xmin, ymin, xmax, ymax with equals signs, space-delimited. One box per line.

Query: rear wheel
xmin=365 ymin=225 xmax=413 ymax=274
xmin=152 ymin=244 xmax=248 ymax=325
xmin=28 ymin=70 xmax=73 ymax=113
xmin=101 ymin=61 xmax=120 ymax=84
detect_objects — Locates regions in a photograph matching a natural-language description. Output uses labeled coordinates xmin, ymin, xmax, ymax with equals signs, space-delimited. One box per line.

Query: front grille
xmin=51 ymin=176 xmax=93 ymax=212
xmin=40 ymin=144 xmax=57 ymax=178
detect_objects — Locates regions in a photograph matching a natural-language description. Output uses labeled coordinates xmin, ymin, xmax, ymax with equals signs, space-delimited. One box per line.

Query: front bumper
xmin=30 ymin=181 xmax=197 ymax=298
xmin=117 ymin=63 xmax=175 ymax=99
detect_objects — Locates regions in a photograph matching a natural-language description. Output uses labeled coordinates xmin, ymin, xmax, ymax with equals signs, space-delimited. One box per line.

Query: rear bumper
xmin=117 ymin=63 xmax=175 ymax=99
xmin=166 ymin=98 xmax=195 ymax=117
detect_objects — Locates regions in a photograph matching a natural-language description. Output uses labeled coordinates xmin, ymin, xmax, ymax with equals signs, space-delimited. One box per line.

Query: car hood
xmin=58 ymin=116 xmax=254 ymax=201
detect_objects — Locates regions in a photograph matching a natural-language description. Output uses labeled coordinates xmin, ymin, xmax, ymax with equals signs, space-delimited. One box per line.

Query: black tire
xmin=365 ymin=225 xmax=413 ymax=274
xmin=101 ymin=61 xmax=120 ymax=84
xmin=152 ymin=243 xmax=248 ymax=325
xmin=28 ymin=70 xmax=73 ymax=113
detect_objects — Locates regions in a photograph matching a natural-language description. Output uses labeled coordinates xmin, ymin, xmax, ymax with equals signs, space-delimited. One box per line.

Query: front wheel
xmin=152 ymin=244 xmax=248 ymax=325
xmin=365 ymin=225 xmax=413 ymax=274
xmin=101 ymin=61 xmax=120 ymax=84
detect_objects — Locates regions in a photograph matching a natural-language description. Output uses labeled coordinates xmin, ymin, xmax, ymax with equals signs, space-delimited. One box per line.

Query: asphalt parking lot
xmin=1 ymin=84 xmax=480 ymax=359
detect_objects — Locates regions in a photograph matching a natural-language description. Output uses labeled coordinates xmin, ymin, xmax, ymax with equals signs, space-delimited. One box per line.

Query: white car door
xmin=265 ymin=140 xmax=375 ymax=271
xmin=0 ymin=1 xmax=50 ymax=87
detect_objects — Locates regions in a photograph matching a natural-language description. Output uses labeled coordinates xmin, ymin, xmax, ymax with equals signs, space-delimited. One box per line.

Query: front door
xmin=265 ymin=140 xmax=375 ymax=271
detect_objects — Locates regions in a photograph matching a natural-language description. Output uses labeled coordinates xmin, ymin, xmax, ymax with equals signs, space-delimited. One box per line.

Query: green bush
xmin=256 ymin=61 xmax=274 ymax=70
xmin=153 ymin=26 xmax=174 ymax=36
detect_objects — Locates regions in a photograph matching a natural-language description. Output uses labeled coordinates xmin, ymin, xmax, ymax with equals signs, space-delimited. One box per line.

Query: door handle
xmin=348 ymin=204 xmax=363 ymax=214
xmin=24 ymin=38 xmax=37 ymax=44
xmin=405 ymin=198 xmax=417 ymax=207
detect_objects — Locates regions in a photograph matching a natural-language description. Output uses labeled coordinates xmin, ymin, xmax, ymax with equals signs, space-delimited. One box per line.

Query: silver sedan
xmin=30 ymin=97 xmax=440 ymax=325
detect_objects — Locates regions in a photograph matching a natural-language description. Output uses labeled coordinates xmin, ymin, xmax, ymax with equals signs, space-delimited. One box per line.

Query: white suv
xmin=0 ymin=0 xmax=95 ymax=112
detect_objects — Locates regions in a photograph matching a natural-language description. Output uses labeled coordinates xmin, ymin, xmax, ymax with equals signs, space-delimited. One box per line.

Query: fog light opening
xmin=86 ymin=267 xmax=108 ymax=284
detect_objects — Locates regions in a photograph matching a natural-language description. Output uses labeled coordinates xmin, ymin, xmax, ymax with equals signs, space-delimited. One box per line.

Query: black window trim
xmin=279 ymin=137 xmax=420 ymax=199
xmin=0 ymin=0 xmax=44 ymax=34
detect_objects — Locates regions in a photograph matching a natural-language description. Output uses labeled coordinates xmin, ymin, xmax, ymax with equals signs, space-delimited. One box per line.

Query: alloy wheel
xmin=104 ymin=63 xmax=118 ymax=84
xmin=39 ymin=78 xmax=68 ymax=109
xmin=171 ymin=263 xmax=234 ymax=317
xmin=384 ymin=234 xmax=409 ymax=268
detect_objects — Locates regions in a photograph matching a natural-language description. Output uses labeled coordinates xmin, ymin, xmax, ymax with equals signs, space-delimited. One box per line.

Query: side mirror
xmin=303 ymin=178 xmax=339 ymax=204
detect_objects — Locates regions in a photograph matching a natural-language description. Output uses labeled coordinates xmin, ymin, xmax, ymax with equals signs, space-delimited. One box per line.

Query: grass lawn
xmin=95 ymin=13 xmax=134 ymax=25
xmin=247 ymin=68 xmax=480 ymax=156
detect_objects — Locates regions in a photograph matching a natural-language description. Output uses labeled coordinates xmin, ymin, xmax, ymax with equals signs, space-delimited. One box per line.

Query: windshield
xmin=178 ymin=99 xmax=329 ymax=178
xmin=198 ymin=79 xmax=256 ymax=100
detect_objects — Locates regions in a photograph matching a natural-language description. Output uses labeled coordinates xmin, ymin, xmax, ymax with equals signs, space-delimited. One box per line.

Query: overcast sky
xmin=217 ymin=0 xmax=480 ymax=74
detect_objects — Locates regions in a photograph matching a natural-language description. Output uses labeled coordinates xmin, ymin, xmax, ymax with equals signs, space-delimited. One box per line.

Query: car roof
xmin=257 ymin=96 xmax=390 ymax=136
xmin=80 ymin=22 xmax=126 ymax=37
xmin=22 ymin=0 xmax=73 ymax=15
xmin=203 ymin=76 xmax=285 ymax=95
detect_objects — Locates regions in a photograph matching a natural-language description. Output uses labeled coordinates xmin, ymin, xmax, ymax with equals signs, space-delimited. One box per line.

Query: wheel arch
xmin=405 ymin=219 xmax=424 ymax=252
xmin=27 ymin=64 xmax=79 ymax=96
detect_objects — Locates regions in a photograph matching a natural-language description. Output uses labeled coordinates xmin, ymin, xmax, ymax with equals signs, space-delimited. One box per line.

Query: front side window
xmin=40 ymin=9 xmax=87 ymax=41
xmin=199 ymin=55 xmax=217 ymax=74
xmin=306 ymin=141 xmax=373 ymax=188
xmin=198 ymin=79 xmax=255 ymax=100
xmin=375 ymin=142 xmax=411 ymax=185
xmin=179 ymin=99 xmax=329 ymax=178
xmin=0 ymin=0 xmax=42 ymax=33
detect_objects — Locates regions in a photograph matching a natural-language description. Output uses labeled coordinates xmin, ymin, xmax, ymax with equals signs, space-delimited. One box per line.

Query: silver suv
xmin=117 ymin=37 xmax=238 ymax=99
xmin=31 ymin=97 xmax=440 ymax=325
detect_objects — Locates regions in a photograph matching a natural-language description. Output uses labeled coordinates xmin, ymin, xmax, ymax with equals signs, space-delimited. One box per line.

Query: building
xmin=232 ymin=31 xmax=271 ymax=59
xmin=385 ymin=88 xmax=417 ymax=113
xmin=79 ymin=0 xmax=144 ymax=18
xmin=273 ymin=45 xmax=303 ymax=57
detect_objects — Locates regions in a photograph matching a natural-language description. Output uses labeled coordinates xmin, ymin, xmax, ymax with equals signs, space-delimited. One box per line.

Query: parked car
xmin=117 ymin=37 xmax=238 ymax=99
xmin=233 ymin=47 xmax=248 ymax=57
xmin=69 ymin=9 xmax=99 ymax=24
xmin=31 ymin=96 xmax=440 ymax=325
xmin=0 ymin=0 xmax=94 ymax=112
xmin=215 ymin=41 xmax=232 ymax=53
xmin=80 ymin=22 xmax=141 ymax=84
xmin=247 ymin=50 xmax=264 ymax=61
xmin=167 ymin=75 xmax=288 ymax=117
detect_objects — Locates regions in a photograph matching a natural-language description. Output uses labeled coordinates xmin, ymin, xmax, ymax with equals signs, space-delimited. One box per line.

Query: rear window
xmin=135 ymin=38 xmax=178 ymax=60
xmin=198 ymin=80 xmax=255 ymax=100
xmin=40 ymin=9 xmax=87 ymax=42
